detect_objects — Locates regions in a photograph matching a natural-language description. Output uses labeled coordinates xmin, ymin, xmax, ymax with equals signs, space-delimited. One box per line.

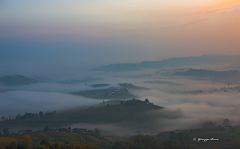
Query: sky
xmin=0 ymin=0 xmax=240 ymax=76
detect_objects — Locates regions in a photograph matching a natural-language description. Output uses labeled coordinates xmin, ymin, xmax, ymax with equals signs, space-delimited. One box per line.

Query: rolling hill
xmin=0 ymin=99 xmax=187 ymax=135
xmin=94 ymin=54 xmax=240 ymax=71
xmin=0 ymin=75 xmax=39 ymax=86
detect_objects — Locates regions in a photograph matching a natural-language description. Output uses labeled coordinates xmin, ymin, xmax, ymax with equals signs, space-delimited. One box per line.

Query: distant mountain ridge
xmin=94 ymin=54 xmax=240 ymax=71
xmin=0 ymin=75 xmax=39 ymax=86
xmin=174 ymin=68 xmax=240 ymax=84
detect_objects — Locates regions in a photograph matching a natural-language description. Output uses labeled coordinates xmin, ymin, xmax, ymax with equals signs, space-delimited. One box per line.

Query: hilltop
xmin=174 ymin=69 xmax=240 ymax=84
xmin=71 ymin=83 xmax=147 ymax=99
xmin=0 ymin=99 xmax=182 ymax=131
xmin=0 ymin=75 xmax=39 ymax=86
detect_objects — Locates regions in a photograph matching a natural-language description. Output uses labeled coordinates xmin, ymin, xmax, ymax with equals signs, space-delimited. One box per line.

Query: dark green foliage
xmin=39 ymin=111 xmax=43 ymax=117
xmin=169 ymin=132 xmax=190 ymax=143
xmin=52 ymin=110 xmax=57 ymax=115
xmin=0 ymin=99 xmax=167 ymax=128
xmin=112 ymin=133 xmax=192 ymax=149
xmin=90 ymin=84 xmax=109 ymax=88
xmin=1 ymin=116 xmax=5 ymax=121
xmin=3 ymin=127 xmax=10 ymax=136
xmin=95 ymin=128 xmax=100 ymax=137
xmin=223 ymin=119 xmax=230 ymax=126
xmin=40 ymin=140 xmax=50 ymax=146
xmin=50 ymin=143 xmax=60 ymax=149
xmin=67 ymin=126 xmax=71 ymax=130
xmin=112 ymin=142 xmax=123 ymax=149
xmin=113 ymin=134 xmax=164 ymax=149
xmin=4 ymin=142 xmax=17 ymax=149
xmin=44 ymin=125 xmax=49 ymax=130
xmin=64 ymin=141 xmax=70 ymax=145
xmin=163 ymin=132 xmax=192 ymax=149
xmin=144 ymin=99 xmax=149 ymax=103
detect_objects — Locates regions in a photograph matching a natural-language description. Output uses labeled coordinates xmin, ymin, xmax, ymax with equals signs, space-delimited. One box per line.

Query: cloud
xmin=132 ymin=89 xmax=240 ymax=125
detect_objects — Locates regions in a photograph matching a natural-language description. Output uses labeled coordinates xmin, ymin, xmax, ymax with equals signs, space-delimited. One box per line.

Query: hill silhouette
xmin=174 ymin=69 xmax=240 ymax=84
xmin=0 ymin=75 xmax=39 ymax=86
xmin=0 ymin=99 xmax=184 ymax=129
xmin=71 ymin=83 xmax=147 ymax=99
xmin=94 ymin=54 xmax=240 ymax=71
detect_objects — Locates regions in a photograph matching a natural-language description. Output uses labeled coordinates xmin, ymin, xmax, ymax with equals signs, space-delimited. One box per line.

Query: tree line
xmin=112 ymin=133 xmax=193 ymax=149
xmin=1 ymin=110 xmax=57 ymax=121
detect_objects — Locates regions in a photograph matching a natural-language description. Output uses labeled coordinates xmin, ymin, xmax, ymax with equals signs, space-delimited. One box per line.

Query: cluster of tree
xmin=112 ymin=133 xmax=193 ymax=149
xmin=222 ymin=119 xmax=230 ymax=126
xmin=1 ymin=116 xmax=6 ymax=121
xmin=112 ymin=134 xmax=164 ymax=149
xmin=4 ymin=137 xmax=101 ymax=149
xmin=39 ymin=140 xmax=101 ymax=149
xmin=4 ymin=135 xmax=32 ymax=149
xmin=202 ymin=122 xmax=216 ymax=128
xmin=94 ymin=128 xmax=100 ymax=137
xmin=167 ymin=132 xmax=191 ymax=149
xmin=1 ymin=111 xmax=57 ymax=121
xmin=3 ymin=127 xmax=10 ymax=136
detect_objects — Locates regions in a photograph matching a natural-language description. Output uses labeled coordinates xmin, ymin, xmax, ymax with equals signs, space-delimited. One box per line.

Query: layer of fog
xmin=133 ymin=89 xmax=240 ymax=124
xmin=1 ymin=67 xmax=240 ymax=137
xmin=68 ymin=90 xmax=240 ymax=137
xmin=0 ymin=91 xmax=102 ymax=116
xmin=0 ymin=83 xmax=95 ymax=93
xmin=69 ymin=117 xmax=201 ymax=138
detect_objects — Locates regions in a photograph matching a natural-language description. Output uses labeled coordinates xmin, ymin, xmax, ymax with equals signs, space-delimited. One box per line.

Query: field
xmin=0 ymin=132 xmax=121 ymax=149
xmin=156 ymin=126 xmax=240 ymax=149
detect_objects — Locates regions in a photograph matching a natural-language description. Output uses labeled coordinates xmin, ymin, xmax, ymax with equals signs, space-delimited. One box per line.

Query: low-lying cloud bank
xmin=133 ymin=89 xmax=240 ymax=126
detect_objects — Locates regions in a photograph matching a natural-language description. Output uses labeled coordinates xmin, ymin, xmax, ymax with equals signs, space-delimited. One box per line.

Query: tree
xmin=44 ymin=125 xmax=49 ymax=130
xmin=50 ymin=143 xmax=60 ymax=149
xmin=52 ymin=110 xmax=57 ymax=115
xmin=40 ymin=140 xmax=50 ymax=147
xmin=150 ymin=139 xmax=164 ymax=149
xmin=3 ymin=127 xmax=10 ymax=136
xmin=112 ymin=142 xmax=122 ymax=149
xmin=1 ymin=116 xmax=5 ymax=121
xmin=78 ymin=143 xmax=101 ymax=149
xmin=4 ymin=142 xmax=17 ymax=149
xmin=73 ymin=141 xmax=80 ymax=147
xmin=123 ymin=140 xmax=138 ymax=149
xmin=45 ymin=111 xmax=49 ymax=116
xmin=68 ymin=126 xmax=71 ymax=130
xmin=223 ymin=119 xmax=230 ymax=126
xmin=17 ymin=135 xmax=32 ymax=149
xmin=144 ymin=99 xmax=149 ymax=103
xmin=95 ymin=128 xmax=100 ymax=137
xmin=39 ymin=111 xmax=43 ymax=117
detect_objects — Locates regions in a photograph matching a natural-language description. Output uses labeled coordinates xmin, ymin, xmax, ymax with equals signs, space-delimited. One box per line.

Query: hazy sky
xmin=1 ymin=0 xmax=240 ymax=76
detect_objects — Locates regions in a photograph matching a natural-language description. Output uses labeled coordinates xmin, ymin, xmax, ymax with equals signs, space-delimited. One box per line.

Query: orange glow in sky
xmin=1 ymin=0 xmax=240 ymax=56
